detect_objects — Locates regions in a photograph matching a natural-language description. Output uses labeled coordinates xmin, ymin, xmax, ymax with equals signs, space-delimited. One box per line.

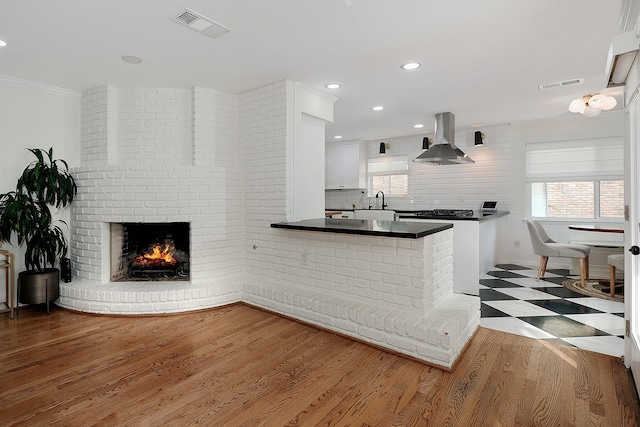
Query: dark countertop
xmin=271 ymin=218 xmax=453 ymax=239
xmin=396 ymin=210 xmax=510 ymax=222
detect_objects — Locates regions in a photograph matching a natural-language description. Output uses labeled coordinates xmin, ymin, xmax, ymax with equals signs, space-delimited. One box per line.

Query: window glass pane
xmin=531 ymin=182 xmax=547 ymax=217
xmin=533 ymin=182 xmax=594 ymax=218
xmin=600 ymin=180 xmax=624 ymax=218
xmin=369 ymin=175 xmax=408 ymax=196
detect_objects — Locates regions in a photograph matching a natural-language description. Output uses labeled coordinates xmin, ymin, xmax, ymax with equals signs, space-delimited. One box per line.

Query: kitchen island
xmin=242 ymin=218 xmax=480 ymax=370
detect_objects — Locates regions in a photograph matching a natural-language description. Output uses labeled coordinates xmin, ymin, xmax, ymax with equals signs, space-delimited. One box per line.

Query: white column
xmin=288 ymin=82 xmax=337 ymax=222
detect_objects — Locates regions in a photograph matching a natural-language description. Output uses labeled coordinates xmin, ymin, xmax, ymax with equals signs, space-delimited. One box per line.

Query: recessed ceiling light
xmin=372 ymin=106 xmax=384 ymax=111
xmin=334 ymin=135 xmax=342 ymax=139
xmin=401 ymin=62 xmax=421 ymax=70
xmin=325 ymin=83 xmax=341 ymax=89
xmin=121 ymin=55 xmax=143 ymax=64
xmin=0 ymin=40 xmax=6 ymax=47
xmin=414 ymin=124 xmax=424 ymax=128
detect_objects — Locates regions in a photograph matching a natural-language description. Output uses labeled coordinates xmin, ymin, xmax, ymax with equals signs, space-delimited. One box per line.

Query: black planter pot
xmin=18 ymin=268 xmax=60 ymax=314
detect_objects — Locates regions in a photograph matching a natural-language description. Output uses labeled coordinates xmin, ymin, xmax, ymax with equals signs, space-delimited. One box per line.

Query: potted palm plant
xmin=0 ymin=147 xmax=77 ymax=313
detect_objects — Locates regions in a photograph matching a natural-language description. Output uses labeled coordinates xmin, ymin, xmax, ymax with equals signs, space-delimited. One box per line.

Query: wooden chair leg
xmin=585 ymin=256 xmax=589 ymax=280
xmin=579 ymin=258 xmax=587 ymax=288
xmin=537 ymin=256 xmax=548 ymax=281
xmin=609 ymin=265 xmax=616 ymax=297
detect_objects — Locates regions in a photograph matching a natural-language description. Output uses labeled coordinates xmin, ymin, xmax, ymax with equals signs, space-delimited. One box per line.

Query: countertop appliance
xmin=480 ymin=201 xmax=498 ymax=213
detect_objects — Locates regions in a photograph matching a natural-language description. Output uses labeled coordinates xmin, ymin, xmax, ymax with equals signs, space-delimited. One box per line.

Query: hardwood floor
xmin=1 ymin=304 xmax=638 ymax=426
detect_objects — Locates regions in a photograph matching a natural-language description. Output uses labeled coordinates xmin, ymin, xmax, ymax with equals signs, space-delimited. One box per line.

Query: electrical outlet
xmin=514 ymin=240 xmax=520 ymax=248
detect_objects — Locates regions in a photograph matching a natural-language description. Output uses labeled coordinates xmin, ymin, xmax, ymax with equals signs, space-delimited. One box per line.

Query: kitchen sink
xmin=353 ymin=209 xmax=397 ymax=221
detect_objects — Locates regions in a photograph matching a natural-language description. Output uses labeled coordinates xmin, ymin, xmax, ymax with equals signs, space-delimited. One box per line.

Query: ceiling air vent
xmin=170 ymin=8 xmax=231 ymax=40
xmin=538 ymin=78 xmax=584 ymax=91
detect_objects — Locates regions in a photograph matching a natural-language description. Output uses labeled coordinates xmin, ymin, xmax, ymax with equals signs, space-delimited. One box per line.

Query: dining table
xmin=568 ymin=224 xmax=624 ymax=296
xmin=568 ymin=224 xmax=624 ymax=234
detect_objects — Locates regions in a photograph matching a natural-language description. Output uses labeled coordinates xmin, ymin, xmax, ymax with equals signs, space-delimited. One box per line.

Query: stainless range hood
xmin=413 ymin=112 xmax=475 ymax=165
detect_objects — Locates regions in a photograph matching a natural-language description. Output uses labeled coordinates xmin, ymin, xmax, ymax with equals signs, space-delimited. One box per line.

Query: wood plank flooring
xmin=0 ymin=303 xmax=638 ymax=426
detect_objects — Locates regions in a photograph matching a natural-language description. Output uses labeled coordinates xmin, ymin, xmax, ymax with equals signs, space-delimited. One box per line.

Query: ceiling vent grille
xmin=538 ymin=78 xmax=584 ymax=91
xmin=170 ymin=8 xmax=231 ymax=40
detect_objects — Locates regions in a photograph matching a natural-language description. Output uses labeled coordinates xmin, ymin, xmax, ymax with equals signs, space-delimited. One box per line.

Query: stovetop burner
xmin=415 ymin=209 xmax=475 ymax=217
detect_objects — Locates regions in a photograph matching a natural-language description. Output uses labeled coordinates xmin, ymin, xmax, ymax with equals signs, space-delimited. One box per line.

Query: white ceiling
xmin=0 ymin=0 xmax=630 ymax=142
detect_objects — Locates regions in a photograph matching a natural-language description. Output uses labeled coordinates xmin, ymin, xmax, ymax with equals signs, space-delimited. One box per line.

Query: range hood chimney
xmin=413 ymin=112 xmax=475 ymax=165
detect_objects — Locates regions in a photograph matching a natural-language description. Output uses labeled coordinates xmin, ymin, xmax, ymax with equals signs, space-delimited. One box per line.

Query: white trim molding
xmin=0 ymin=75 xmax=81 ymax=99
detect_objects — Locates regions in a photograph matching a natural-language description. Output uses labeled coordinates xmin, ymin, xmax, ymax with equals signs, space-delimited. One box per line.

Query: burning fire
xmin=133 ymin=244 xmax=179 ymax=268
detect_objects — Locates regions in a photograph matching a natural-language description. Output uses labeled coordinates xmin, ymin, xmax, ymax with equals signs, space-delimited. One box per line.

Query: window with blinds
xmin=367 ymin=155 xmax=409 ymax=196
xmin=526 ymin=137 xmax=624 ymax=219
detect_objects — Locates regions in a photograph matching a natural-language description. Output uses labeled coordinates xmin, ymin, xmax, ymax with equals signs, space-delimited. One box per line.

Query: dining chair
xmin=607 ymin=253 xmax=624 ymax=296
xmin=526 ymin=220 xmax=591 ymax=287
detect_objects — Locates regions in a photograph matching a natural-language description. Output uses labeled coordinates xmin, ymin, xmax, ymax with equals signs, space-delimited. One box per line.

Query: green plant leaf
xmin=0 ymin=147 xmax=77 ymax=270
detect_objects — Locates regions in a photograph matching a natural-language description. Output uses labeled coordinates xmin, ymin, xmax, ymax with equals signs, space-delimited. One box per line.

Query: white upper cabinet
xmin=325 ymin=141 xmax=366 ymax=190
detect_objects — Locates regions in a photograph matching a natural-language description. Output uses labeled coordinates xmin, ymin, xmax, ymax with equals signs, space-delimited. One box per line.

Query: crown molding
xmin=0 ymin=75 xmax=81 ymax=99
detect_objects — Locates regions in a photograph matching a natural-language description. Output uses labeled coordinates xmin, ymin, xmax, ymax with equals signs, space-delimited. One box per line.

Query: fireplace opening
xmin=110 ymin=222 xmax=190 ymax=281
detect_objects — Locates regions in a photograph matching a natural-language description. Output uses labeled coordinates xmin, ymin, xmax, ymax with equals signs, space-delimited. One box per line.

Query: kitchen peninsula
xmin=245 ymin=218 xmax=480 ymax=370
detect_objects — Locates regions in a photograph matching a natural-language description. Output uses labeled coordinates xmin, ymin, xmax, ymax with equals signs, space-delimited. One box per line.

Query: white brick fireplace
xmin=58 ymin=85 xmax=245 ymax=313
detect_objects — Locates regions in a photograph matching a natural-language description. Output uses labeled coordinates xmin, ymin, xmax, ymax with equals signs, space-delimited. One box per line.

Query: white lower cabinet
xmin=401 ymin=218 xmax=499 ymax=295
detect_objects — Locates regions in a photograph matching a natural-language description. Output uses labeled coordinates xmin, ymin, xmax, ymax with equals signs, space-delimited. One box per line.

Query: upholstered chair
xmin=526 ymin=220 xmax=591 ymax=287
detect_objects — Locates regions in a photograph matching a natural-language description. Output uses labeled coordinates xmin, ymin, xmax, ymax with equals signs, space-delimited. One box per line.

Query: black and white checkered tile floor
xmin=480 ymin=264 xmax=625 ymax=358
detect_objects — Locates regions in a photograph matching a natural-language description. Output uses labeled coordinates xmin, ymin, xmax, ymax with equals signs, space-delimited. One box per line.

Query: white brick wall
xmin=240 ymin=81 xmax=289 ymax=226
xmin=248 ymin=229 xmax=453 ymax=312
xmin=117 ymin=87 xmax=193 ymax=166
xmin=81 ymin=85 xmax=117 ymax=165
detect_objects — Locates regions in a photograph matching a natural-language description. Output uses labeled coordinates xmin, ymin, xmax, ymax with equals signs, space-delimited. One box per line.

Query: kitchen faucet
xmin=375 ymin=191 xmax=388 ymax=210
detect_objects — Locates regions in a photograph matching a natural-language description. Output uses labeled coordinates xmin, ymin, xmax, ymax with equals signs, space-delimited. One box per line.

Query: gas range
xmin=415 ymin=209 xmax=475 ymax=218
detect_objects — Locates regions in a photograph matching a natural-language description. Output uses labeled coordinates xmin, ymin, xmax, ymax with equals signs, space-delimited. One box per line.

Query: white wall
xmin=0 ymin=78 xmax=81 ymax=304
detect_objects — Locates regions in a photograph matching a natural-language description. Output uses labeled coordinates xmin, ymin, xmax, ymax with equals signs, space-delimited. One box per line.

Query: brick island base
xmin=245 ymin=227 xmax=479 ymax=370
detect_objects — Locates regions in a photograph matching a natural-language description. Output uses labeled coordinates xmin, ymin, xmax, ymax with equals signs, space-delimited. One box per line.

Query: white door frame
xmin=625 ymin=87 xmax=640 ymax=390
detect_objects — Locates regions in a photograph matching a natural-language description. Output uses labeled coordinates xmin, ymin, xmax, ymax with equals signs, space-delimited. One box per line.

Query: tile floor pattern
xmin=480 ymin=264 xmax=625 ymax=358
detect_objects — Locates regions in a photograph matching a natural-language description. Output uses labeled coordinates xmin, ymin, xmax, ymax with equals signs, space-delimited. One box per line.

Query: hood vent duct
xmin=413 ymin=112 xmax=475 ymax=165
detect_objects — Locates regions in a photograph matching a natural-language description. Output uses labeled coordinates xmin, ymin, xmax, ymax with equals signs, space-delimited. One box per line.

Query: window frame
xmin=527 ymin=179 xmax=623 ymax=221
xmin=366 ymin=154 xmax=409 ymax=197
xmin=525 ymin=137 xmax=624 ymax=222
